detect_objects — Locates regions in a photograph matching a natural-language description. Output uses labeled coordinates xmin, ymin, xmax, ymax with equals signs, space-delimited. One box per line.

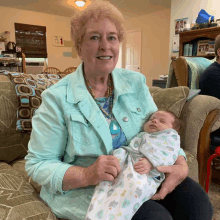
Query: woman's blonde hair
xmin=70 ymin=1 xmax=126 ymax=53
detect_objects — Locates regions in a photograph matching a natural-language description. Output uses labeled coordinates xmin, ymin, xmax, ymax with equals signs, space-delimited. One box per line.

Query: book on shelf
xmin=208 ymin=41 xmax=215 ymax=53
xmin=183 ymin=44 xmax=189 ymax=56
xmin=192 ymin=41 xmax=198 ymax=56
xmin=183 ymin=43 xmax=193 ymax=56
xmin=188 ymin=44 xmax=193 ymax=56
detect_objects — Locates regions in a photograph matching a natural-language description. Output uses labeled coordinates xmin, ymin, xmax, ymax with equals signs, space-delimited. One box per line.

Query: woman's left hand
xmin=151 ymin=156 xmax=189 ymax=200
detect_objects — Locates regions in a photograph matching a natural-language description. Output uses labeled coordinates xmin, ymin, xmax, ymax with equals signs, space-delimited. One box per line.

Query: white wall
xmin=0 ymin=6 xmax=81 ymax=71
xmin=169 ymin=0 xmax=220 ymax=58
xmin=124 ymin=7 xmax=171 ymax=87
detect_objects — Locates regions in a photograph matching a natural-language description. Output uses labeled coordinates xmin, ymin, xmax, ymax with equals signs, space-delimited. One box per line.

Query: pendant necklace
xmin=83 ymin=73 xmax=120 ymax=135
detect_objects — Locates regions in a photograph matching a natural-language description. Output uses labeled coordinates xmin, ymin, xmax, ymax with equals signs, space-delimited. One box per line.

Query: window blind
xmin=15 ymin=23 xmax=47 ymax=58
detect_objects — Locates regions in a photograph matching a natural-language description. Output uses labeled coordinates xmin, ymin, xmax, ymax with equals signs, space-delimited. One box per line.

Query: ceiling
xmin=0 ymin=0 xmax=171 ymax=18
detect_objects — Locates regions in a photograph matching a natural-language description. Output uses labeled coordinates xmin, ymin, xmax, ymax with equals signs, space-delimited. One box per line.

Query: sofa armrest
xmin=179 ymin=95 xmax=220 ymax=155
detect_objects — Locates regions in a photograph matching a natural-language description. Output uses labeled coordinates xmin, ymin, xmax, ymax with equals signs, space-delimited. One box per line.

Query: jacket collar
xmin=66 ymin=63 xmax=133 ymax=104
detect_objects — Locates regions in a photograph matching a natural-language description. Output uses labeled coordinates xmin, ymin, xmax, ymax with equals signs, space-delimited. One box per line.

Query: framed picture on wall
xmin=174 ymin=17 xmax=189 ymax=35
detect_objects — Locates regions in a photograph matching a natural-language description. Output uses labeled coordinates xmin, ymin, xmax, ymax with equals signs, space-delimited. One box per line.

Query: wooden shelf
xmin=179 ymin=26 xmax=220 ymax=57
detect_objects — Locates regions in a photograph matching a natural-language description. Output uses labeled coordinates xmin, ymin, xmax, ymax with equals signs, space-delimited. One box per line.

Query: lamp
xmin=75 ymin=0 xmax=86 ymax=7
xmin=67 ymin=0 xmax=91 ymax=11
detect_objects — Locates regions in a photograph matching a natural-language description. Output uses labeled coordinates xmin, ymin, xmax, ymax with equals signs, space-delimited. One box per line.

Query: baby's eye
xmin=160 ymin=120 xmax=166 ymax=123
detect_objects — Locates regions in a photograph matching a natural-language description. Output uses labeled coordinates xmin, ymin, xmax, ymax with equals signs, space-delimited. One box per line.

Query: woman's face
xmin=78 ymin=18 xmax=120 ymax=77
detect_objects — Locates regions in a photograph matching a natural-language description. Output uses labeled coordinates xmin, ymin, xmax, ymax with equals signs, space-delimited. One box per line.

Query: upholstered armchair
xmin=0 ymin=71 xmax=220 ymax=219
xmin=167 ymin=56 xmax=213 ymax=88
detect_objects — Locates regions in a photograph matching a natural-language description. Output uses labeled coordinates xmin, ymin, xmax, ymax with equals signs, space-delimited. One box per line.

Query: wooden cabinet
xmin=179 ymin=27 xmax=220 ymax=58
xmin=152 ymin=79 xmax=167 ymax=88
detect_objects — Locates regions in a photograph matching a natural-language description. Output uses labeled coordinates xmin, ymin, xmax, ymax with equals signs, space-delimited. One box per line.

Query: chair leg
xmin=206 ymin=146 xmax=220 ymax=193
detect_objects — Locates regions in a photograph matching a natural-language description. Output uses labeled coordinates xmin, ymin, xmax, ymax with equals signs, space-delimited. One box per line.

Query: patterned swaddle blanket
xmin=86 ymin=129 xmax=180 ymax=220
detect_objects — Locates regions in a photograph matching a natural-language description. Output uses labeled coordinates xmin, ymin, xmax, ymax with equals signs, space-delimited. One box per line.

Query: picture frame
xmin=197 ymin=40 xmax=210 ymax=56
xmin=175 ymin=17 xmax=189 ymax=35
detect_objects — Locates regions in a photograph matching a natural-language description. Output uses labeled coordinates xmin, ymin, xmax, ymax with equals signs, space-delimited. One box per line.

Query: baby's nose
xmin=152 ymin=119 xmax=158 ymax=123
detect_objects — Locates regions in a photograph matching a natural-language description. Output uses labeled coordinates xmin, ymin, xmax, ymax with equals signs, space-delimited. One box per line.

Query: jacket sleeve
xmin=25 ymin=88 xmax=72 ymax=195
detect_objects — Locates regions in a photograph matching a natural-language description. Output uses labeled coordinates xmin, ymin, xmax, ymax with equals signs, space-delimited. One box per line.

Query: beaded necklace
xmin=83 ymin=72 xmax=120 ymax=135
xmin=84 ymin=73 xmax=113 ymax=119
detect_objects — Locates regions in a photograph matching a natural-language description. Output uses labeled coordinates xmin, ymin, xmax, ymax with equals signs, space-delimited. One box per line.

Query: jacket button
xmin=137 ymin=108 xmax=141 ymax=112
xmin=123 ymin=117 xmax=129 ymax=122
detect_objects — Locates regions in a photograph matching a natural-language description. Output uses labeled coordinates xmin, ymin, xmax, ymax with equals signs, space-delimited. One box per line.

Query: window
xmin=15 ymin=23 xmax=47 ymax=58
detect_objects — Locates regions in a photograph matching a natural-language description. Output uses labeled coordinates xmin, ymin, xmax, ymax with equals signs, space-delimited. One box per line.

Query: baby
xmin=86 ymin=110 xmax=181 ymax=220
xmin=133 ymin=110 xmax=181 ymax=175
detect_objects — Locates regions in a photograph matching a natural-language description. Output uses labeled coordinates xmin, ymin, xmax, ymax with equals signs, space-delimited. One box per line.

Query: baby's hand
xmin=134 ymin=158 xmax=153 ymax=174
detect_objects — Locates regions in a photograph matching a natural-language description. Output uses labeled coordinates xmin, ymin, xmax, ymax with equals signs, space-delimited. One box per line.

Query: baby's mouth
xmin=149 ymin=125 xmax=157 ymax=128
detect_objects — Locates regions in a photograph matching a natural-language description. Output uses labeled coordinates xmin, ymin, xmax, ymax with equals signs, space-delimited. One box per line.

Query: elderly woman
xmin=25 ymin=1 xmax=213 ymax=220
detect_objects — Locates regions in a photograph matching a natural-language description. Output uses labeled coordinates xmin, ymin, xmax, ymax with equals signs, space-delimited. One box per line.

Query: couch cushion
xmin=0 ymin=162 xmax=58 ymax=220
xmin=0 ymin=73 xmax=30 ymax=163
xmin=12 ymin=159 xmax=42 ymax=194
xmin=149 ymin=86 xmax=190 ymax=117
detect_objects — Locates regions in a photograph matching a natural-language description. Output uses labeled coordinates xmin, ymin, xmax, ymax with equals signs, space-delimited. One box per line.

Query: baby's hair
xmin=163 ymin=110 xmax=181 ymax=133
xmin=148 ymin=110 xmax=181 ymax=134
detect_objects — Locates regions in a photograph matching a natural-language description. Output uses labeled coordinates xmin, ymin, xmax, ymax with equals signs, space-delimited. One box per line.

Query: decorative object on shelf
xmin=197 ymin=40 xmax=210 ymax=56
xmin=0 ymin=42 xmax=5 ymax=54
xmin=195 ymin=9 xmax=219 ymax=29
xmin=196 ymin=9 xmax=214 ymax=24
xmin=2 ymin=31 xmax=10 ymax=44
xmin=7 ymin=41 xmax=16 ymax=52
xmin=53 ymin=36 xmax=64 ymax=47
xmin=159 ymin=74 xmax=168 ymax=80
xmin=174 ymin=17 xmax=189 ymax=35
xmin=0 ymin=35 xmax=6 ymax=42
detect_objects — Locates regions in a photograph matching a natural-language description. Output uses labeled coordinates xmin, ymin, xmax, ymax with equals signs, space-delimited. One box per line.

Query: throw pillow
xmin=0 ymin=71 xmax=64 ymax=132
xmin=149 ymin=86 xmax=190 ymax=117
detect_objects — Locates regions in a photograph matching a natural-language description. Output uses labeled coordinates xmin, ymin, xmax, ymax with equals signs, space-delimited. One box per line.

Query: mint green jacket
xmin=25 ymin=64 xmax=185 ymax=220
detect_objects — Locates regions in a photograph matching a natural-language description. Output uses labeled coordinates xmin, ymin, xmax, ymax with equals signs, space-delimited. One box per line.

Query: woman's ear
xmin=77 ymin=45 xmax=83 ymax=60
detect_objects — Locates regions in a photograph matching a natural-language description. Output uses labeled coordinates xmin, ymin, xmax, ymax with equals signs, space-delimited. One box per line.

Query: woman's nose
xmin=99 ymin=38 xmax=110 ymax=50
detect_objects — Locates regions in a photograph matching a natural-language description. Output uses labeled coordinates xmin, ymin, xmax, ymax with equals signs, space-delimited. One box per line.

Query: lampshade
xmin=75 ymin=0 xmax=86 ymax=7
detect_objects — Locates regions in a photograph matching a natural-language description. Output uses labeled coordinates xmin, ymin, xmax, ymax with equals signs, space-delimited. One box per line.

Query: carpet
xmin=209 ymin=183 xmax=220 ymax=220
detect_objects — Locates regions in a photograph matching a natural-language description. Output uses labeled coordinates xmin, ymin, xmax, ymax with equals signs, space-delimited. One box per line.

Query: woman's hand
xmin=151 ymin=156 xmax=189 ymax=200
xmin=134 ymin=158 xmax=153 ymax=174
xmin=84 ymin=155 xmax=121 ymax=186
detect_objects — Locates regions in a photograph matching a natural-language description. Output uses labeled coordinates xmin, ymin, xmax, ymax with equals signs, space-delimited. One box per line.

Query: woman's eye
xmin=109 ymin=36 xmax=117 ymax=41
xmin=91 ymin=36 xmax=99 ymax=40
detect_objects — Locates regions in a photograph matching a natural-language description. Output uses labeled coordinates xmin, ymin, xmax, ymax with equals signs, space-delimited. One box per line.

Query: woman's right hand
xmin=84 ymin=155 xmax=121 ymax=185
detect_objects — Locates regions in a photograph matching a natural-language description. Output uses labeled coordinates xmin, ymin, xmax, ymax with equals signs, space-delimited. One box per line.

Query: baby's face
xmin=143 ymin=111 xmax=175 ymax=133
